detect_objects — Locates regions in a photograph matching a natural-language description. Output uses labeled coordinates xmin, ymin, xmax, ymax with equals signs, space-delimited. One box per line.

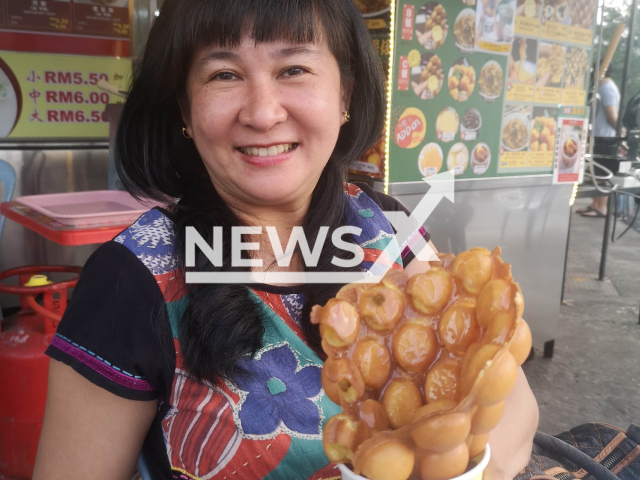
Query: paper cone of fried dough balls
xmin=310 ymin=247 xmax=532 ymax=480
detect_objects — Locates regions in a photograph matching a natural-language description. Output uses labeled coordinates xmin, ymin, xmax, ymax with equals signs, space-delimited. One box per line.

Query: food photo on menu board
xmin=471 ymin=142 xmax=492 ymax=175
xmin=570 ymin=0 xmax=596 ymax=29
xmin=461 ymin=107 xmax=482 ymax=141
xmin=530 ymin=107 xmax=557 ymax=155
xmin=564 ymin=47 xmax=589 ymax=90
xmin=352 ymin=0 xmax=392 ymax=16
xmin=417 ymin=142 xmax=444 ymax=177
xmin=541 ymin=0 xmax=570 ymax=25
xmin=415 ymin=2 xmax=448 ymax=50
xmin=453 ymin=8 xmax=476 ymax=52
xmin=516 ymin=0 xmax=542 ymax=20
xmin=478 ymin=60 xmax=504 ymax=100
xmin=554 ymin=118 xmax=585 ymax=182
xmin=475 ymin=0 xmax=516 ymax=53
xmin=448 ymin=58 xmax=476 ymax=102
xmin=502 ymin=106 xmax=531 ymax=152
xmin=536 ymin=42 xmax=565 ymax=87
xmin=436 ymin=107 xmax=459 ymax=143
xmin=411 ymin=53 xmax=444 ymax=100
xmin=508 ymin=37 xmax=537 ymax=85
xmin=447 ymin=142 xmax=470 ymax=176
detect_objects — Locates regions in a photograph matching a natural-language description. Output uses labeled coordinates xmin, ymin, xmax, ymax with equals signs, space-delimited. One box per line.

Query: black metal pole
xmin=617 ymin=0 xmax=639 ymax=135
xmin=598 ymin=194 xmax=613 ymax=280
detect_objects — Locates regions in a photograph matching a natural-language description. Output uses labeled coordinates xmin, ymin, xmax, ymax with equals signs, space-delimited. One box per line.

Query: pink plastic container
xmin=15 ymin=191 xmax=162 ymax=226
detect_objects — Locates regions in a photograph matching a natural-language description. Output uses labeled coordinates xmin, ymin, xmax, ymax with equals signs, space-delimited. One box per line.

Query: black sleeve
xmin=353 ymin=182 xmax=431 ymax=267
xmin=45 ymin=241 xmax=174 ymax=401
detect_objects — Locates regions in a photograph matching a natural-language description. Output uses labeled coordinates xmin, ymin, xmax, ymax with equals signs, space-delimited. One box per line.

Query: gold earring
xmin=342 ymin=111 xmax=350 ymax=123
xmin=182 ymin=127 xmax=191 ymax=139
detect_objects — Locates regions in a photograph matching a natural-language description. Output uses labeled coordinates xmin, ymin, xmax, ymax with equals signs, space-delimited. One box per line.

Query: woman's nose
xmin=238 ymin=81 xmax=288 ymax=131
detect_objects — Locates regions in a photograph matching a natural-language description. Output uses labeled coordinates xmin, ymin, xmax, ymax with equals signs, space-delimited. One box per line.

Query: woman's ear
xmin=340 ymin=80 xmax=354 ymax=123
xmin=177 ymin=92 xmax=192 ymax=136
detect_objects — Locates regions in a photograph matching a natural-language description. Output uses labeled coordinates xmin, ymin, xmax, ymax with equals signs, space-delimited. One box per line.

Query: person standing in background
xmin=578 ymin=66 xmax=621 ymax=217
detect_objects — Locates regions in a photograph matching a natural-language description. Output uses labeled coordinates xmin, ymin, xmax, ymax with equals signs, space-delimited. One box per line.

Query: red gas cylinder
xmin=0 ymin=266 xmax=81 ymax=480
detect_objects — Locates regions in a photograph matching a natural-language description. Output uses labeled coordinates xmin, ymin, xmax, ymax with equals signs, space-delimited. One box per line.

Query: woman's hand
xmin=33 ymin=360 xmax=157 ymax=480
xmin=485 ymin=368 xmax=539 ymax=480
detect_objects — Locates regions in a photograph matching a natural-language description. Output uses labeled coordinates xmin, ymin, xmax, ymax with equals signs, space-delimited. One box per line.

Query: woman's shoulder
xmin=113 ymin=207 xmax=181 ymax=277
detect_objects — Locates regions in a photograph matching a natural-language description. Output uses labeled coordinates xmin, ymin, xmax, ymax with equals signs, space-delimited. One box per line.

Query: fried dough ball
xmin=476 ymin=279 xmax=515 ymax=328
xmin=406 ymin=268 xmax=453 ymax=314
xmin=452 ymin=247 xmax=494 ymax=295
xmin=438 ymin=299 xmax=481 ymax=354
xmin=470 ymin=401 xmax=505 ymax=435
xmin=509 ymin=319 xmax=533 ymax=366
xmin=323 ymin=414 xmax=370 ymax=463
xmin=310 ymin=299 xmax=360 ymax=348
xmin=359 ymin=286 xmax=405 ymax=332
xmin=358 ymin=399 xmax=391 ymax=434
xmin=459 ymin=343 xmax=499 ymax=398
xmin=359 ymin=440 xmax=415 ymax=480
xmin=324 ymin=357 xmax=366 ymax=404
xmin=424 ymin=358 xmax=462 ymax=403
xmin=382 ymin=379 xmax=423 ymax=429
xmin=419 ymin=442 xmax=470 ymax=480
xmin=460 ymin=345 xmax=518 ymax=407
xmin=410 ymin=411 xmax=471 ymax=451
xmin=392 ymin=322 xmax=438 ymax=373
xmin=353 ymin=338 xmax=392 ymax=390
xmin=467 ymin=433 xmax=490 ymax=458
xmin=413 ymin=399 xmax=458 ymax=421
xmin=321 ymin=365 xmax=341 ymax=404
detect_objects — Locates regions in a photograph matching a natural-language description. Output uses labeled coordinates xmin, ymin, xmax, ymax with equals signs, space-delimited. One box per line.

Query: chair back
xmin=0 ymin=159 xmax=17 ymax=239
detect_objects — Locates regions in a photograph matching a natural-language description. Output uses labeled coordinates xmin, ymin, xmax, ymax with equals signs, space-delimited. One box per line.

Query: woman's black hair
xmin=115 ymin=0 xmax=386 ymax=384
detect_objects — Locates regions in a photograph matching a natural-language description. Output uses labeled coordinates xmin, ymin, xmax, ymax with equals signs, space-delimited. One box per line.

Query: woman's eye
xmin=282 ymin=67 xmax=306 ymax=77
xmin=213 ymin=72 xmax=237 ymax=81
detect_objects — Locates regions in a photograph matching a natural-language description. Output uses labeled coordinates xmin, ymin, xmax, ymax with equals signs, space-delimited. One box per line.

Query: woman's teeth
xmin=239 ymin=144 xmax=296 ymax=157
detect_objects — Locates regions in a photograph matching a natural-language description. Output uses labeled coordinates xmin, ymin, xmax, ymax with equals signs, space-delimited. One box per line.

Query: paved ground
xmin=522 ymin=197 xmax=640 ymax=435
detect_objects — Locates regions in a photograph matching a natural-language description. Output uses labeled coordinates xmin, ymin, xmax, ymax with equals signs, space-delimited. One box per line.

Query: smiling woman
xmin=32 ymin=1 xmax=436 ymax=480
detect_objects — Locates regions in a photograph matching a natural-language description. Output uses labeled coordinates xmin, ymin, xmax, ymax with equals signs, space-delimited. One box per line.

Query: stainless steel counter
xmin=385 ymin=175 xmax=572 ymax=350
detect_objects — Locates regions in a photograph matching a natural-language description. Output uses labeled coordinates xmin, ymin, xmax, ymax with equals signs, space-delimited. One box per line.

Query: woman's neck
xmin=222 ymin=192 xmax=313 ymax=276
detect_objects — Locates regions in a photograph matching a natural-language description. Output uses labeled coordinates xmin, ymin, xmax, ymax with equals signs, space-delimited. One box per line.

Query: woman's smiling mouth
xmin=237 ymin=143 xmax=299 ymax=166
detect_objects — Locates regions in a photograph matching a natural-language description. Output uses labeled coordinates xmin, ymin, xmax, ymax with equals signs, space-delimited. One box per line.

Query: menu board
xmin=388 ymin=0 xmax=596 ymax=182
xmin=0 ymin=0 xmax=130 ymax=57
xmin=0 ymin=51 xmax=130 ymax=138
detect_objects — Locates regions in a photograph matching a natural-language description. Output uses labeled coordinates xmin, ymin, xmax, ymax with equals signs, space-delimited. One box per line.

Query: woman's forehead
xmin=194 ymin=39 xmax=329 ymax=64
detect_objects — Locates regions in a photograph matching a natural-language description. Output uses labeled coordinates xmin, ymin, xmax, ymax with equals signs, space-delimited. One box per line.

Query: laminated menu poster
xmin=0 ymin=0 xmax=130 ymax=57
xmin=0 ymin=51 xmax=130 ymax=138
xmin=387 ymin=0 xmax=596 ymax=182
xmin=552 ymin=109 xmax=588 ymax=184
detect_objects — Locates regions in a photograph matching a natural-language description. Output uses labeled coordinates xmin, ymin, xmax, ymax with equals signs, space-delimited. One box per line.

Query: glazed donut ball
xmin=470 ymin=401 xmax=506 ymax=435
xmin=476 ymin=279 xmax=515 ymax=328
xmin=452 ymin=247 xmax=494 ymax=295
xmin=324 ymin=357 xmax=366 ymax=404
xmin=382 ymin=379 xmax=424 ymax=429
xmin=438 ymin=299 xmax=481 ymax=354
xmin=359 ymin=440 xmax=415 ymax=480
xmin=509 ymin=319 xmax=533 ymax=365
xmin=323 ymin=414 xmax=370 ymax=463
xmin=311 ymin=299 xmax=360 ymax=348
xmin=467 ymin=433 xmax=490 ymax=458
xmin=353 ymin=338 xmax=392 ymax=390
xmin=392 ymin=322 xmax=439 ymax=373
xmin=358 ymin=399 xmax=391 ymax=434
xmin=410 ymin=411 xmax=471 ymax=451
xmin=419 ymin=442 xmax=470 ymax=480
xmin=413 ymin=399 xmax=458 ymax=421
xmin=406 ymin=268 xmax=454 ymax=314
xmin=424 ymin=358 xmax=462 ymax=403
xmin=359 ymin=286 xmax=405 ymax=331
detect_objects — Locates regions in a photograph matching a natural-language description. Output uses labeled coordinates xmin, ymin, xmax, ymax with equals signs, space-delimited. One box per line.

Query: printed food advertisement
xmin=388 ymin=0 xmax=595 ymax=182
